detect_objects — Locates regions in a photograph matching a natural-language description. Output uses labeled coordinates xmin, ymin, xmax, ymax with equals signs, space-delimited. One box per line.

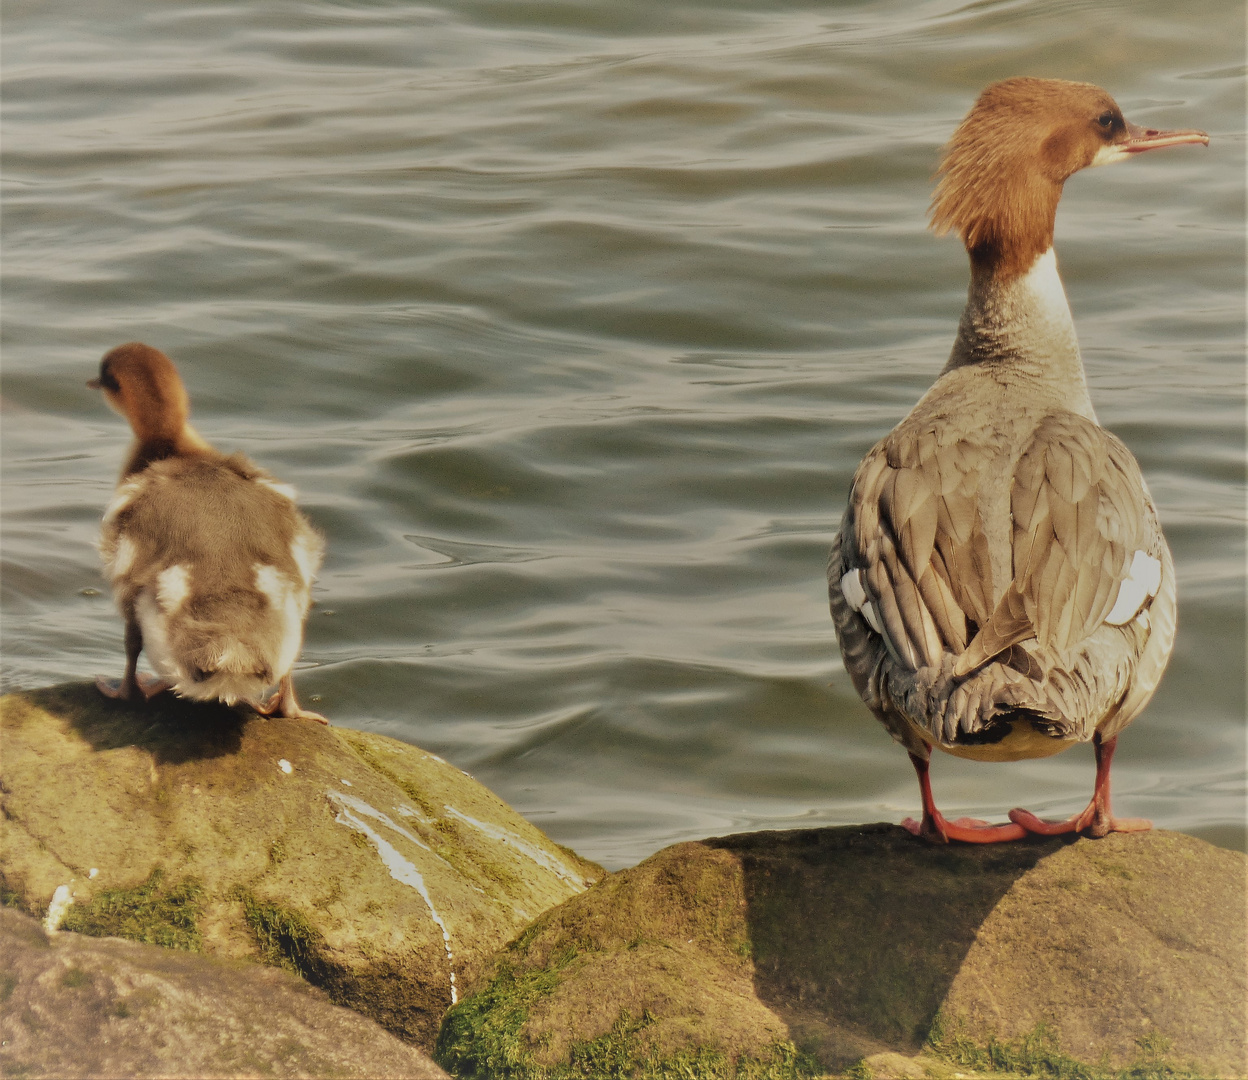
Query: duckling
xmin=90 ymin=342 xmax=328 ymax=724
xmin=829 ymin=79 xmax=1207 ymax=842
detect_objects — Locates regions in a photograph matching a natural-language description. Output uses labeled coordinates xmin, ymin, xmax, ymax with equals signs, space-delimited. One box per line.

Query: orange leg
xmin=1009 ymin=734 xmax=1151 ymax=838
xmin=902 ymin=751 xmax=1026 ymax=844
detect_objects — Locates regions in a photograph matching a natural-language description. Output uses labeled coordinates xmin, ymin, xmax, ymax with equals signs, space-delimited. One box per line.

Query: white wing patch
xmin=156 ymin=564 xmax=191 ymax=614
xmin=859 ymin=600 xmax=884 ymax=635
xmin=841 ymin=569 xmax=867 ymax=610
xmin=1104 ymin=550 xmax=1162 ymax=626
xmin=841 ymin=569 xmax=885 ymax=635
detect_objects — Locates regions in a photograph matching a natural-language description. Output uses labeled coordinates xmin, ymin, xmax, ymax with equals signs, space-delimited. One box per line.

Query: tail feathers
xmin=172 ymin=635 xmax=275 ymax=706
xmin=184 ymin=638 xmax=272 ymax=683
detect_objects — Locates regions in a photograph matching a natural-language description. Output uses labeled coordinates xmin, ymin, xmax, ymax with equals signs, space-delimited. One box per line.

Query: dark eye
xmin=1097 ymin=111 xmax=1115 ymax=128
xmin=99 ymin=364 xmax=121 ymax=392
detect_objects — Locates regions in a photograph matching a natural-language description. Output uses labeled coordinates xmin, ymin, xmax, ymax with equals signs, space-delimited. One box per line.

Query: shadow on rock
xmin=26 ymin=682 xmax=248 ymax=763
xmin=707 ymin=823 xmax=1069 ymax=1060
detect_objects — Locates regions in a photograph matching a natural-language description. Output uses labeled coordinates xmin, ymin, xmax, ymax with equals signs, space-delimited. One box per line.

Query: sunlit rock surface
xmin=437 ymin=824 xmax=1247 ymax=1079
xmin=0 ymin=683 xmax=603 ymax=1050
xmin=0 ymin=906 xmax=448 ymax=1079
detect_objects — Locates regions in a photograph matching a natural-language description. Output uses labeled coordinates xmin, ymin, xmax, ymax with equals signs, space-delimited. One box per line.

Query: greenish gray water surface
xmin=3 ymin=0 xmax=1244 ymax=867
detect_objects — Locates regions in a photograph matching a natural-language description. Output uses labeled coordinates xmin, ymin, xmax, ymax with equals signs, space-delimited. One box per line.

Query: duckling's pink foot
xmin=904 ymin=751 xmax=1026 ymax=844
xmin=95 ymin=673 xmax=173 ymax=702
xmin=1007 ymin=733 xmax=1150 ymax=839
xmin=248 ymin=675 xmax=329 ymax=725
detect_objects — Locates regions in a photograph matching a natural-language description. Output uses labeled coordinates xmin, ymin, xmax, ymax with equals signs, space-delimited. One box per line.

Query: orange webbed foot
xmin=1009 ymin=807 xmax=1152 ymax=838
xmin=903 ymin=813 xmax=1027 ymax=844
xmin=904 ymin=751 xmax=1026 ymax=843
xmin=1007 ymin=734 xmax=1152 ymax=839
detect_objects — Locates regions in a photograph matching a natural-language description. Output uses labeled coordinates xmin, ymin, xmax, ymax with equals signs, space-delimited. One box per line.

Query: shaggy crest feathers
xmin=930 ymin=78 xmax=1125 ymax=279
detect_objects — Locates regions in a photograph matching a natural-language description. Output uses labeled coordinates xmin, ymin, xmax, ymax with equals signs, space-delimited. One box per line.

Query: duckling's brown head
xmin=90 ymin=342 xmax=192 ymax=443
xmin=930 ymin=77 xmax=1208 ymax=280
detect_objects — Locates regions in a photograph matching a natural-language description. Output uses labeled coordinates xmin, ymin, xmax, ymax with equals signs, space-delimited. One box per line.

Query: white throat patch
xmin=1020 ymin=248 xmax=1071 ymax=319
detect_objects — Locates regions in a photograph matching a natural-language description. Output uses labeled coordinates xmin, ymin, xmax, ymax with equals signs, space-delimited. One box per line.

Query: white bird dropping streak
xmin=44 ymin=884 xmax=73 ymax=934
xmin=329 ymin=789 xmax=430 ymax=849
xmin=443 ymin=805 xmax=588 ymax=890
xmin=328 ymin=791 xmax=457 ymax=1004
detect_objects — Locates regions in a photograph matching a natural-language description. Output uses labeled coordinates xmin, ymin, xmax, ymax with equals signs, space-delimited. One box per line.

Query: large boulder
xmin=0 ymin=906 xmax=447 ymax=1078
xmin=436 ymin=824 xmax=1246 ymax=1079
xmin=0 ymin=684 xmax=603 ymax=1049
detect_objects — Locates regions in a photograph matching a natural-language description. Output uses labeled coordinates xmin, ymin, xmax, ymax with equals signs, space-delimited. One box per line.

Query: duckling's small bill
xmin=91 ymin=342 xmax=328 ymax=724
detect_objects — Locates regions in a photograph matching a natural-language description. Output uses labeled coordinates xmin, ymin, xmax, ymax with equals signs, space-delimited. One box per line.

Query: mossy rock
xmin=0 ymin=905 xmax=448 ymax=1078
xmin=436 ymin=824 xmax=1246 ymax=1079
xmin=0 ymin=683 xmax=603 ymax=1048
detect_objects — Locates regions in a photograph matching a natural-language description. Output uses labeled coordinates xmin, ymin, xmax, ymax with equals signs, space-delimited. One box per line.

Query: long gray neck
xmin=942 ymin=248 xmax=1096 ymax=420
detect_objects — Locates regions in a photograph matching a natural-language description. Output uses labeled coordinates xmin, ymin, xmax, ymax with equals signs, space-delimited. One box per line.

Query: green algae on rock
xmin=0 ymin=683 xmax=604 ymax=1049
xmin=437 ymin=824 xmax=1246 ymax=1079
xmin=0 ymin=905 xmax=448 ymax=1079
xmin=60 ymin=866 xmax=204 ymax=951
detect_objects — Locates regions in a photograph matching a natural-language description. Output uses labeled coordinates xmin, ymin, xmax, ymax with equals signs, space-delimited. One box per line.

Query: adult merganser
xmin=90 ymin=342 xmax=328 ymax=724
xmin=828 ymin=78 xmax=1208 ymax=843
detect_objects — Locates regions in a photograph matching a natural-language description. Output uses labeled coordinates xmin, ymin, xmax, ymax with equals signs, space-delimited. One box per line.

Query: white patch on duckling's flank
xmin=443 ymin=806 xmax=588 ymax=891
xmin=256 ymin=477 xmax=298 ymax=501
xmin=329 ymin=791 xmax=457 ymax=1005
xmin=102 ymin=476 xmax=148 ymax=525
xmin=112 ymin=536 xmax=138 ymax=579
xmin=254 ymin=561 xmax=307 ymax=680
xmin=253 ymin=564 xmax=287 ymax=610
xmin=279 ymin=759 xmax=293 ymax=774
xmin=44 ymin=885 xmax=73 ymax=934
xmin=134 ymin=591 xmax=176 ymax=680
xmin=156 ymin=564 xmax=191 ymax=614
xmin=1105 ymin=550 xmax=1162 ymax=625
xmin=289 ymin=529 xmax=321 ymax=589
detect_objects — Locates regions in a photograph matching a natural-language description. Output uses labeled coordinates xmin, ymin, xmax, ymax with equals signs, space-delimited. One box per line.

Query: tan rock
xmin=437 ymin=823 xmax=1246 ymax=1079
xmin=0 ymin=906 xmax=447 ymax=1078
xmin=861 ymin=1051 xmax=928 ymax=1079
xmin=0 ymin=683 xmax=603 ymax=1049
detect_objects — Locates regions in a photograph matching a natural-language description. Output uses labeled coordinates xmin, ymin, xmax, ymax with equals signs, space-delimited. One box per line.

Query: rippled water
xmin=3 ymin=0 xmax=1244 ymax=867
